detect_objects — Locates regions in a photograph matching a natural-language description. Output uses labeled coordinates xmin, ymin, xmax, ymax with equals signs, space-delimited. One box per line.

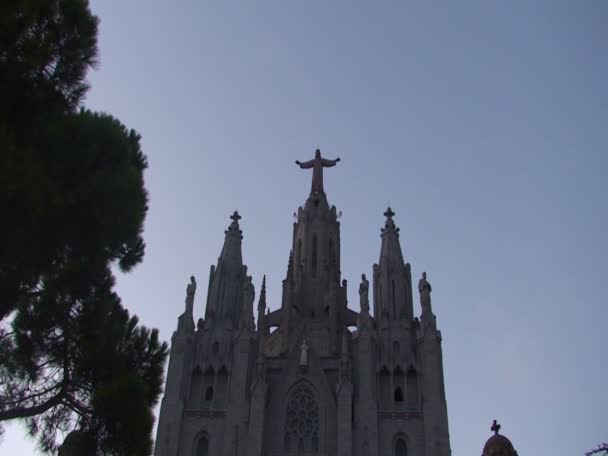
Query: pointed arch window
xmin=195 ymin=436 xmax=208 ymax=456
xmin=188 ymin=368 xmax=202 ymax=406
xmin=203 ymin=367 xmax=214 ymax=407
xmin=394 ymin=387 xmax=403 ymax=402
xmin=407 ymin=369 xmax=419 ymax=411
xmin=204 ymin=386 xmax=214 ymax=401
xmin=395 ymin=438 xmax=407 ymax=456
xmin=393 ymin=341 xmax=400 ymax=358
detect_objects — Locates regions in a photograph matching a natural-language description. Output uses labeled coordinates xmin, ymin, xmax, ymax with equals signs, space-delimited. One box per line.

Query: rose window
xmin=284 ymin=385 xmax=319 ymax=452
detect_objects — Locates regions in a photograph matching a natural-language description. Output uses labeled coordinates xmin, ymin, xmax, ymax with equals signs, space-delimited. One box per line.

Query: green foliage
xmin=0 ymin=1 xmax=168 ymax=454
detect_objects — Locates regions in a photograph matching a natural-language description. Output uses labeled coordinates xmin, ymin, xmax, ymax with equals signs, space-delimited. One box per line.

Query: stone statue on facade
xmin=418 ymin=271 xmax=432 ymax=313
xmin=359 ymin=273 xmax=370 ymax=313
xmin=295 ymin=149 xmax=340 ymax=194
xmin=299 ymin=339 xmax=309 ymax=370
xmin=185 ymin=275 xmax=196 ymax=313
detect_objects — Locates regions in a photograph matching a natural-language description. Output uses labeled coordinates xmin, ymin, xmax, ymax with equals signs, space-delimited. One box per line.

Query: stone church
xmin=154 ymin=150 xmax=451 ymax=456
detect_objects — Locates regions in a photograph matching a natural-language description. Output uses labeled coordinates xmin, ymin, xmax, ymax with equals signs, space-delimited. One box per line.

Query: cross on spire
xmin=231 ymin=211 xmax=241 ymax=223
xmin=384 ymin=206 xmax=395 ymax=219
xmin=491 ymin=420 xmax=501 ymax=435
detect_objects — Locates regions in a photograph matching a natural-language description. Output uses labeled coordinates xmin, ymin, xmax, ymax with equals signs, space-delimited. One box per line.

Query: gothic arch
xmin=284 ymin=380 xmax=320 ymax=453
xmin=406 ymin=367 xmax=419 ymax=411
xmin=203 ymin=367 xmax=214 ymax=407
xmin=394 ymin=437 xmax=407 ymax=456
xmin=392 ymin=433 xmax=409 ymax=456
xmin=192 ymin=432 xmax=209 ymax=456
xmin=188 ymin=366 xmax=203 ymax=407
xmin=215 ymin=366 xmax=228 ymax=407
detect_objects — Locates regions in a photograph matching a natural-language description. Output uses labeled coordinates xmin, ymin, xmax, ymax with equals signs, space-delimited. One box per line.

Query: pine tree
xmin=0 ymin=2 xmax=168 ymax=454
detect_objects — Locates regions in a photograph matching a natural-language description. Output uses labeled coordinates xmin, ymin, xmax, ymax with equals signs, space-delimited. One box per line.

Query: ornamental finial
xmin=491 ymin=420 xmax=501 ymax=435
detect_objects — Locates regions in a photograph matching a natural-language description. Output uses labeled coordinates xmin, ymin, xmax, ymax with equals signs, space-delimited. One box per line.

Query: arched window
xmin=393 ymin=341 xmax=400 ymax=358
xmin=407 ymin=369 xmax=419 ymax=410
xmin=188 ymin=368 xmax=202 ymax=406
xmin=203 ymin=367 xmax=214 ymax=407
xmin=212 ymin=341 xmax=219 ymax=354
xmin=195 ymin=436 xmax=208 ymax=456
xmin=311 ymin=234 xmax=318 ymax=277
xmin=394 ymin=367 xmax=404 ymax=408
xmin=379 ymin=367 xmax=390 ymax=409
xmin=284 ymin=384 xmax=319 ymax=453
xmin=395 ymin=438 xmax=407 ymax=456
xmin=204 ymin=386 xmax=214 ymax=401
xmin=394 ymin=387 xmax=403 ymax=402
xmin=215 ymin=367 xmax=228 ymax=407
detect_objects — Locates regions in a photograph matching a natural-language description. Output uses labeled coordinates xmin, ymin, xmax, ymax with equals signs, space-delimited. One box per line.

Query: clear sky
xmin=2 ymin=1 xmax=607 ymax=455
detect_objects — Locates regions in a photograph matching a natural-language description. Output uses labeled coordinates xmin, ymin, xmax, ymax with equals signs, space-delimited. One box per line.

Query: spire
xmin=219 ymin=211 xmax=243 ymax=267
xmin=379 ymin=207 xmax=404 ymax=265
xmin=204 ymin=211 xmax=248 ymax=328
xmin=256 ymin=276 xmax=267 ymax=378
xmin=286 ymin=250 xmax=294 ymax=281
xmin=258 ymin=275 xmax=267 ymax=312
xmin=373 ymin=207 xmax=414 ymax=322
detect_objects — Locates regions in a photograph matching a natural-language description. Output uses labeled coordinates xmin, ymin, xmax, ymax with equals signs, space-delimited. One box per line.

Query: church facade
xmin=154 ymin=151 xmax=451 ymax=456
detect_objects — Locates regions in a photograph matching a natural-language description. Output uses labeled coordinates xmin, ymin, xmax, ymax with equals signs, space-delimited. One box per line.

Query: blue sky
xmin=2 ymin=1 xmax=607 ymax=455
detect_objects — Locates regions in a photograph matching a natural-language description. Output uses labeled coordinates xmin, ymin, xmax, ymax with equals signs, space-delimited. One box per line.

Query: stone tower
xmin=154 ymin=150 xmax=451 ymax=456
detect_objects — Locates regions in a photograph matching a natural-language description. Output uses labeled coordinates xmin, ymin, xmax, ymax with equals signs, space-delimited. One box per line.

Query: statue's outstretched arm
xmin=295 ymin=159 xmax=315 ymax=169
xmin=322 ymin=157 xmax=340 ymax=167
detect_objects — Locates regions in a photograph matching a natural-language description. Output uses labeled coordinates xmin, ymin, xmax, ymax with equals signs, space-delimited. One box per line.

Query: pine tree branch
xmin=0 ymin=386 xmax=66 ymax=421
xmin=586 ymin=443 xmax=608 ymax=456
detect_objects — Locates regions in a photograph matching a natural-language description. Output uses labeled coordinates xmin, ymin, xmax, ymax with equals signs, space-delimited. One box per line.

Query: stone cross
xmin=295 ymin=149 xmax=340 ymax=194
xmin=230 ymin=210 xmax=241 ymax=223
xmin=491 ymin=419 xmax=501 ymax=435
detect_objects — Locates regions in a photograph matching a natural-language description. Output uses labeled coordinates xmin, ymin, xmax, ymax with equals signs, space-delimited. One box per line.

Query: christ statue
xmin=295 ymin=149 xmax=340 ymax=194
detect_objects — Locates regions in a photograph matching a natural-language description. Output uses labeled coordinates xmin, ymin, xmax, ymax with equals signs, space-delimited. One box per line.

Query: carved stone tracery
xmin=284 ymin=384 xmax=320 ymax=453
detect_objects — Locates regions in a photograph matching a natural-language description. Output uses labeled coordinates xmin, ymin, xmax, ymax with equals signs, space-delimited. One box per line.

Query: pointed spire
xmin=379 ymin=206 xmax=404 ymax=265
xmin=256 ymin=276 xmax=267 ymax=378
xmin=258 ymin=275 xmax=267 ymax=311
xmin=219 ymin=210 xmax=243 ymax=267
xmin=374 ymin=207 xmax=415 ymax=322
xmin=286 ymin=250 xmax=294 ymax=280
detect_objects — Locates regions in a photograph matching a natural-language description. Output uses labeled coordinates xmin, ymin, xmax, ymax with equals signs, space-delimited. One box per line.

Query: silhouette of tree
xmin=0 ymin=1 xmax=167 ymax=454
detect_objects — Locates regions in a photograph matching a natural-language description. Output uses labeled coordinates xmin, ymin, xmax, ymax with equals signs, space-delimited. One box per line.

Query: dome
xmin=482 ymin=420 xmax=518 ymax=456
